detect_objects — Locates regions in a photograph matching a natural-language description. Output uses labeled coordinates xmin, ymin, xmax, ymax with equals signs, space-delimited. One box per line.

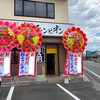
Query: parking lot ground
xmin=0 ymin=87 xmax=10 ymax=100
xmin=11 ymin=84 xmax=75 ymax=100
xmin=61 ymin=82 xmax=100 ymax=100
xmin=1 ymin=82 xmax=100 ymax=100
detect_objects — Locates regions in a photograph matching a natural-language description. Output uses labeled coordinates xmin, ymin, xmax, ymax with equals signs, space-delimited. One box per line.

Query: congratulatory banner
xmin=63 ymin=52 xmax=83 ymax=77
xmin=0 ymin=52 xmax=12 ymax=78
xmin=18 ymin=52 xmax=36 ymax=78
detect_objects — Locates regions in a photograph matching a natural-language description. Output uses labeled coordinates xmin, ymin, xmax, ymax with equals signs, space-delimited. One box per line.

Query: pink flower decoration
xmin=7 ymin=46 xmax=12 ymax=51
xmin=9 ymin=25 xmax=14 ymax=29
xmin=0 ymin=48 xmax=2 ymax=52
xmin=11 ymin=43 xmax=15 ymax=47
xmin=3 ymin=48 xmax=8 ymax=53
xmin=4 ymin=21 xmax=9 ymax=26
xmin=0 ymin=21 xmax=3 ymax=25
xmin=2 ymin=39 xmax=8 ymax=46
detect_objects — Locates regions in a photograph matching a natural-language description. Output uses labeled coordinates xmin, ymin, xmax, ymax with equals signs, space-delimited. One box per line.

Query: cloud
xmin=68 ymin=0 xmax=79 ymax=6
xmin=68 ymin=0 xmax=100 ymax=52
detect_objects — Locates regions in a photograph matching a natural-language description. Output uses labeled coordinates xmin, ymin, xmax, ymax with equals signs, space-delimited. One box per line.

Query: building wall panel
xmin=0 ymin=0 xmax=68 ymax=23
xmin=58 ymin=44 xmax=66 ymax=73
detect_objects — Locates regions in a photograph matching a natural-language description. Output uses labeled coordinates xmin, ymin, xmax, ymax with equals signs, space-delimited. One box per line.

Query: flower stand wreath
xmin=0 ymin=21 xmax=18 ymax=53
xmin=62 ymin=27 xmax=88 ymax=77
xmin=62 ymin=27 xmax=88 ymax=54
xmin=15 ymin=23 xmax=43 ymax=52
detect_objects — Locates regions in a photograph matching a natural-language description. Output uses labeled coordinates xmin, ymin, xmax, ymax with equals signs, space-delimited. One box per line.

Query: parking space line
xmin=6 ymin=86 xmax=15 ymax=100
xmin=84 ymin=67 xmax=100 ymax=78
xmin=56 ymin=84 xmax=80 ymax=100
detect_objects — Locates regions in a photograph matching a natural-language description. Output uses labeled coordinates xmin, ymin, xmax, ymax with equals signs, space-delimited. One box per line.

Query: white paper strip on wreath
xmin=69 ymin=53 xmax=83 ymax=75
xmin=0 ymin=52 xmax=12 ymax=78
xmin=18 ymin=52 xmax=36 ymax=77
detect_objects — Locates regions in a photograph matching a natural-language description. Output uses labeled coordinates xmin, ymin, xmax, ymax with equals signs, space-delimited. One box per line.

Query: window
xmin=15 ymin=0 xmax=23 ymax=15
xmin=47 ymin=4 xmax=54 ymax=18
xmin=15 ymin=0 xmax=55 ymax=18
xmin=36 ymin=2 xmax=46 ymax=17
xmin=24 ymin=1 xmax=35 ymax=16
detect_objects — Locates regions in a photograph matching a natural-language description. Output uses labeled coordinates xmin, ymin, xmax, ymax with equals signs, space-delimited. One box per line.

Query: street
xmin=83 ymin=61 xmax=100 ymax=76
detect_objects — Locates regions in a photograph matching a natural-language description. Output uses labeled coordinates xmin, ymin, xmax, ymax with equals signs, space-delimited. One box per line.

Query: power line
xmin=78 ymin=1 xmax=100 ymax=27
xmin=89 ymin=33 xmax=100 ymax=38
xmin=82 ymin=13 xmax=100 ymax=30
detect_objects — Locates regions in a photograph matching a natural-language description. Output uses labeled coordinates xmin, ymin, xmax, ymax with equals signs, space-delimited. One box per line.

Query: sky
xmin=68 ymin=0 xmax=100 ymax=53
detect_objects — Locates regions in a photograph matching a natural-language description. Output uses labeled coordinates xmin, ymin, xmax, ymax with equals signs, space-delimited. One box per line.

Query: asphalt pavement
xmin=0 ymin=87 xmax=10 ymax=100
xmin=83 ymin=61 xmax=100 ymax=76
xmin=0 ymin=82 xmax=100 ymax=100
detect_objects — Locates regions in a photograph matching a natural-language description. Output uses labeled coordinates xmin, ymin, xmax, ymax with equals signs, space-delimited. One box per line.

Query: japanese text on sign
xmin=0 ymin=52 xmax=11 ymax=77
xmin=18 ymin=52 xmax=36 ymax=77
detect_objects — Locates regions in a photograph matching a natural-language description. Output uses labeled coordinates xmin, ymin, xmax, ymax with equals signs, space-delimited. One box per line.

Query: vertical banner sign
xmin=18 ymin=52 xmax=36 ymax=78
xmin=63 ymin=51 xmax=70 ymax=77
xmin=63 ymin=52 xmax=83 ymax=76
xmin=69 ymin=53 xmax=83 ymax=75
xmin=0 ymin=52 xmax=12 ymax=78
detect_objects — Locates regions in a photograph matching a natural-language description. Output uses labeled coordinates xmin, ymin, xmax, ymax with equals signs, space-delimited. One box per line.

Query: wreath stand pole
xmin=11 ymin=78 xmax=13 ymax=86
xmin=15 ymin=77 xmax=19 ymax=86
xmin=34 ymin=77 xmax=36 ymax=84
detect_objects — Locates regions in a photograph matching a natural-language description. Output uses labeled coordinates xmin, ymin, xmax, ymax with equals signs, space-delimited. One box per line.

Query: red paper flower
xmin=14 ymin=40 xmax=19 ymax=45
xmin=21 ymin=24 xmax=26 ymax=28
xmin=31 ymin=47 xmax=36 ymax=52
xmin=36 ymin=28 xmax=40 ymax=32
xmin=17 ymin=26 xmax=21 ymax=30
xmin=67 ymin=28 xmax=71 ymax=33
xmin=71 ymin=27 xmax=76 ymax=31
xmin=32 ymin=25 xmax=36 ymax=29
xmin=76 ymin=27 xmax=80 ymax=32
xmin=26 ymin=23 xmax=31 ymax=27
xmin=15 ymin=31 xmax=18 ymax=35
xmin=36 ymin=46 xmax=39 ymax=50
xmin=22 ymin=48 xmax=26 ymax=52
xmin=39 ymin=37 xmax=43 ymax=42
xmin=17 ymin=45 xmax=21 ymax=49
xmin=27 ymin=48 xmax=31 ymax=52
xmin=38 ymin=33 xmax=42 ymax=37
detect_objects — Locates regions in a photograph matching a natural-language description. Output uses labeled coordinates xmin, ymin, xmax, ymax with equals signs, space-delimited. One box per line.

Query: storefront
xmin=6 ymin=20 xmax=73 ymax=76
xmin=0 ymin=0 xmax=72 ymax=77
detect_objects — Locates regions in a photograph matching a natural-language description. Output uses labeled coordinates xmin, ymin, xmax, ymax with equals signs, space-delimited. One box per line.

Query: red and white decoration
xmin=18 ymin=52 xmax=36 ymax=78
xmin=0 ymin=52 xmax=12 ymax=78
xmin=63 ymin=27 xmax=87 ymax=77
xmin=63 ymin=51 xmax=83 ymax=77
